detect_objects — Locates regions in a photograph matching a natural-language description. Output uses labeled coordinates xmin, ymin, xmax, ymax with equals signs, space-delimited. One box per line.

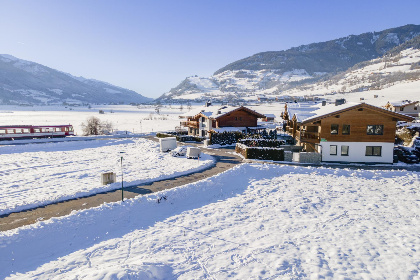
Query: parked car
xmin=170 ymin=145 xmax=192 ymax=157
xmin=394 ymin=146 xmax=419 ymax=164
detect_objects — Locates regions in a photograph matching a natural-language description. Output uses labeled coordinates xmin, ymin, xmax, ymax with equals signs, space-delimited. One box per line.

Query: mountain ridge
xmin=214 ymin=24 xmax=420 ymax=75
xmin=0 ymin=54 xmax=152 ymax=105
xmin=159 ymin=24 xmax=420 ymax=103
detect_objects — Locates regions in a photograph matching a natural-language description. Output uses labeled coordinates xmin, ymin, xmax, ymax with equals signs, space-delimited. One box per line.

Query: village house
xmin=384 ymin=100 xmax=420 ymax=117
xmin=283 ymin=102 xmax=414 ymax=164
xmin=180 ymin=106 xmax=266 ymax=137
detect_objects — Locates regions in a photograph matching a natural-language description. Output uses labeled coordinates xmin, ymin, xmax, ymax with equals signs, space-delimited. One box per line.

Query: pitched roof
xmin=286 ymin=103 xmax=320 ymax=122
xmin=387 ymin=100 xmax=419 ymax=107
xmin=194 ymin=106 xmax=265 ymax=120
xmin=300 ymin=102 xmax=415 ymax=124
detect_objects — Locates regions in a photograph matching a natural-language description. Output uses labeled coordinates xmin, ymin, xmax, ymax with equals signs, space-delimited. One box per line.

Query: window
xmin=341 ymin=145 xmax=349 ymax=156
xmin=331 ymin=124 xmax=339 ymax=134
xmin=7 ymin=129 xmax=14 ymax=133
xmin=366 ymin=146 xmax=382 ymax=156
xmin=55 ymin=128 xmax=61 ymax=132
xmin=34 ymin=128 xmax=41 ymax=133
xmin=367 ymin=125 xmax=384 ymax=135
xmin=342 ymin=124 xmax=350 ymax=135
xmin=414 ymin=106 xmax=418 ymax=111
xmin=0 ymin=129 xmax=6 ymax=134
xmin=400 ymin=107 xmax=404 ymax=111
xmin=330 ymin=145 xmax=337 ymax=155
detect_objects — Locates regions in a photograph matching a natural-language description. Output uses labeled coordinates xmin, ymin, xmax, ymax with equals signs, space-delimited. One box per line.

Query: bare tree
xmin=81 ymin=116 xmax=113 ymax=135
xmin=100 ymin=120 xmax=113 ymax=135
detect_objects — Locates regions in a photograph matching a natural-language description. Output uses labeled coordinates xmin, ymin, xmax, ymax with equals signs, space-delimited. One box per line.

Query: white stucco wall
xmin=199 ymin=118 xmax=212 ymax=137
xmin=319 ymin=142 xmax=394 ymax=163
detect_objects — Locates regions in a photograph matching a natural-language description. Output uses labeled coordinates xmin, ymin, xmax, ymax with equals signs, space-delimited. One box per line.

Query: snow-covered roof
xmin=300 ymin=102 xmax=360 ymax=122
xmin=300 ymin=102 xmax=414 ymax=123
xmin=286 ymin=103 xmax=320 ymax=122
xmin=178 ymin=107 xmax=207 ymax=118
xmin=182 ymin=105 xmax=265 ymax=120
xmin=388 ymin=100 xmax=419 ymax=107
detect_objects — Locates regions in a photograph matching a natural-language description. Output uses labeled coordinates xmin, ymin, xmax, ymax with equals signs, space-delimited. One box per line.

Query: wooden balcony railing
xmin=299 ymin=131 xmax=320 ymax=141
xmin=180 ymin=121 xmax=199 ymax=128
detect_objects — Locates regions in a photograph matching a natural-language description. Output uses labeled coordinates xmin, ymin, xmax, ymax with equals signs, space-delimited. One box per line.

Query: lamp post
xmin=119 ymin=152 xmax=125 ymax=201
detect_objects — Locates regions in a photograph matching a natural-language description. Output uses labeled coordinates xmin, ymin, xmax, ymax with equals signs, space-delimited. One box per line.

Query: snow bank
xmin=1 ymin=164 xmax=418 ymax=279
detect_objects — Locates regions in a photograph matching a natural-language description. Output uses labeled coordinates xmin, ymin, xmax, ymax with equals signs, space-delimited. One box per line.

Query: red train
xmin=0 ymin=125 xmax=74 ymax=140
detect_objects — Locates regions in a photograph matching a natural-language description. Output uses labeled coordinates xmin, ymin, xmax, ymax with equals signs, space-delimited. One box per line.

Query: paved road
xmin=0 ymin=144 xmax=242 ymax=232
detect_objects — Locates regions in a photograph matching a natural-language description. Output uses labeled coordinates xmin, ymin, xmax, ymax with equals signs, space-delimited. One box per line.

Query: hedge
xmin=235 ymin=143 xmax=284 ymax=161
xmin=210 ymin=130 xmax=278 ymax=146
xmin=156 ymin=132 xmax=203 ymax=142
xmin=239 ymin=139 xmax=285 ymax=148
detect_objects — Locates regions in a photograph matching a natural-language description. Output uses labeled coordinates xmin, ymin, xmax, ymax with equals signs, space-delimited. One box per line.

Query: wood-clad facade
xmin=181 ymin=106 xmax=265 ymax=137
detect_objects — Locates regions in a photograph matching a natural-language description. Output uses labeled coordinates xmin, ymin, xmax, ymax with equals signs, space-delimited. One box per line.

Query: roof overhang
xmin=214 ymin=106 xmax=266 ymax=120
xmin=300 ymin=103 xmax=415 ymax=125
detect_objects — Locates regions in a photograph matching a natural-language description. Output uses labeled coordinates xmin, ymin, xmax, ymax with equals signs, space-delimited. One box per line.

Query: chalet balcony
xmin=299 ymin=131 xmax=320 ymax=143
xmin=180 ymin=121 xmax=199 ymax=129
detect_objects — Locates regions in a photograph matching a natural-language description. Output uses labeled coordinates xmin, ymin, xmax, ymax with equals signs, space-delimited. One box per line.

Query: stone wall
xmin=284 ymin=151 xmax=293 ymax=162
xmin=292 ymin=152 xmax=321 ymax=164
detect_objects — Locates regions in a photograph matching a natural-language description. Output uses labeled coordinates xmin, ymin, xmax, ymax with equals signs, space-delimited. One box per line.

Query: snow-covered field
xmin=0 ymin=138 xmax=214 ymax=215
xmin=1 ymin=164 xmax=419 ymax=279
xmin=0 ymin=104 xmax=186 ymax=136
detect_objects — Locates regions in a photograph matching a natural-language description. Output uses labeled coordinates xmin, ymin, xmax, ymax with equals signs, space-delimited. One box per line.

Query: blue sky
xmin=1 ymin=0 xmax=419 ymax=98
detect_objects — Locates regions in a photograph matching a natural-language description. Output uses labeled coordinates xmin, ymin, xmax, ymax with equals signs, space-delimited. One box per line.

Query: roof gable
xmin=193 ymin=106 xmax=265 ymax=120
xmin=301 ymin=103 xmax=414 ymax=124
xmin=214 ymin=106 xmax=265 ymax=120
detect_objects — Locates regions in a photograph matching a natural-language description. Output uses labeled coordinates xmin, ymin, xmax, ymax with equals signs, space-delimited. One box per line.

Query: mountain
xmin=159 ymin=24 xmax=420 ymax=103
xmin=0 ymin=55 xmax=152 ymax=105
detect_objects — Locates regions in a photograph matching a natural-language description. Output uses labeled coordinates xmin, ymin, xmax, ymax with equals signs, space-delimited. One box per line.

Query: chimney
xmin=322 ymin=101 xmax=327 ymax=106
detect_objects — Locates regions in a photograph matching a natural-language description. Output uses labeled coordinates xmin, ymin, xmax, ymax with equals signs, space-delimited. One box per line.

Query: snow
xmin=104 ymin=88 xmax=122 ymax=94
xmin=0 ymin=104 xmax=187 ymax=136
xmin=0 ymin=54 xmax=19 ymax=62
xmin=0 ymin=138 xmax=214 ymax=215
xmin=163 ymin=47 xmax=420 ymax=107
xmin=1 ymin=164 xmax=419 ymax=279
xmin=384 ymin=33 xmax=400 ymax=45
xmin=48 ymin=89 xmax=64 ymax=95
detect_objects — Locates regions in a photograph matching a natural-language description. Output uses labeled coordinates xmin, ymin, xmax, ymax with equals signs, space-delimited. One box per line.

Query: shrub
xmin=235 ymin=143 xmax=284 ymax=161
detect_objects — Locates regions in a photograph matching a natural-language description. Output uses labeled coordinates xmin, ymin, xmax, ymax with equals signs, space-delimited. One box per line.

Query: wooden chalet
xmin=284 ymin=103 xmax=414 ymax=163
xmin=180 ymin=106 xmax=265 ymax=137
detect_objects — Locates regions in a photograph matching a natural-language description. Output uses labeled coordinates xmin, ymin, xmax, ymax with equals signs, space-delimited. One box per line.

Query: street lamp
xmin=119 ymin=151 xmax=125 ymax=201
